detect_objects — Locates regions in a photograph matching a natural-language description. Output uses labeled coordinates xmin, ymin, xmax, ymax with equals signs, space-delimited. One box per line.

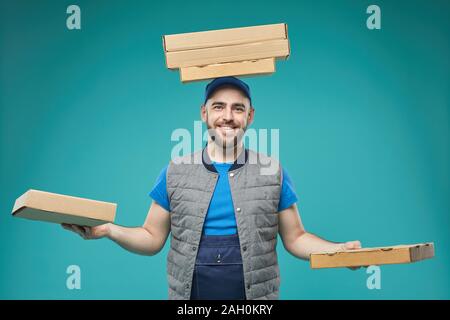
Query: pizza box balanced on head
xmin=162 ymin=23 xmax=290 ymax=82
xmin=12 ymin=189 xmax=116 ymax=227
xmin=310 ymin=243 xmax=435 ymax=269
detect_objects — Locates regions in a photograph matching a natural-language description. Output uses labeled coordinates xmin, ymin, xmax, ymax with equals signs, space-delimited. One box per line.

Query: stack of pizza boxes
xmin=162 ymin=23 xmax=290 ymax=82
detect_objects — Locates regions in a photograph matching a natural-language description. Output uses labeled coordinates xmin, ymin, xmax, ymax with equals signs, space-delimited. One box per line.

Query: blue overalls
xmin=190 ymin=233 xmax=246 ymax=300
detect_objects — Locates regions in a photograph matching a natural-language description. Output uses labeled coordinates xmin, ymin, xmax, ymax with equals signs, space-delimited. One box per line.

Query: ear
xmin=200 ymin=104 xmax=207 ymax=122
xmin=247 ymin=106 xmax=255 ymax=126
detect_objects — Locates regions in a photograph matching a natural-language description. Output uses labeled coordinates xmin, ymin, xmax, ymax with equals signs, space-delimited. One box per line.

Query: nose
xmin=222 ymin=106 xmax=233 ymax=122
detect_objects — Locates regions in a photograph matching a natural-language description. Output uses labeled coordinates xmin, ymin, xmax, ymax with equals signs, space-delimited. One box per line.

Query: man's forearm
xmin=287 ymin=232 xmax=342 ymax=260
xmin=107 ymin=224 xmax=161 ymax=256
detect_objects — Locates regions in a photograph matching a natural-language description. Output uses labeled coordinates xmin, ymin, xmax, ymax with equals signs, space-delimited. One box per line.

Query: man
xmin=62 ymin=77 xmax=361 ymax=300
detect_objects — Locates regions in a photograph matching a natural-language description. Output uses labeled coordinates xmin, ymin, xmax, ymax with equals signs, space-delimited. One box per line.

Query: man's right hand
xmin=60 ymin=201 xmax=170 ymax=256
xmin=61 ymin=223 xmax=111 ymax=240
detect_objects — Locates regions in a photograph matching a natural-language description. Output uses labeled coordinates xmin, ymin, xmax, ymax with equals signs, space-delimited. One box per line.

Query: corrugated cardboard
xmin=12 ymin=189 xmax=116 ymax=227
xmin=165 ymin=38 xmax=289 ymax=69
xmin=310 ymin=243 xmax=435 ymax=269
xmin=163 ymin=23 xmax=288 ymax=52
xmin=180 ymin=58 xmax=276 ymax=83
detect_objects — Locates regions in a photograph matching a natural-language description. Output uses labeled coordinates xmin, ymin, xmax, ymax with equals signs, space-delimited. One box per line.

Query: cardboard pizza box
xmin=180 ymin=58 xmax=275 ymax=83
xmin=164 ymin=38 xmax=289 ymax=69
xmin=310 ymin=243 xmax=435 ymax=269
xmin=163 ymin=23 xmax=288 ymax=52
xmin=12 ymin=189 xmax=116 ymax=227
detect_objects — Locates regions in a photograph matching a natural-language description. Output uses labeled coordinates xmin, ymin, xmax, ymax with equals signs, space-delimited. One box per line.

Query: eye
xmin=213 ymin=105 xmax=223 ymax=110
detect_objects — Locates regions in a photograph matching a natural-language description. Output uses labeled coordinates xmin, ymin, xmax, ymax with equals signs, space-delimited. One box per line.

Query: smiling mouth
xmin=216 ymin=125 xmax=238 ymax=132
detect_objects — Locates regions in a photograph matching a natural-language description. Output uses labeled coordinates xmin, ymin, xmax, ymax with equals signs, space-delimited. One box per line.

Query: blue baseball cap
xmin=204 ymin=76 xmax=252 ymax=106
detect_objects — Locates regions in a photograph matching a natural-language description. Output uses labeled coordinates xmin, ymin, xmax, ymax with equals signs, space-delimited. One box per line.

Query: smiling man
xmin=62 ymin=76 xmax=361 ymax=300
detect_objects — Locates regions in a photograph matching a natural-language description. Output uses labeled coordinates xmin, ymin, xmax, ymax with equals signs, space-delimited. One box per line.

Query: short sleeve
xmin=278 ymin=167 xmax=298 ymax=212
xmin=149 ymin=165 xmax=170 ymax=212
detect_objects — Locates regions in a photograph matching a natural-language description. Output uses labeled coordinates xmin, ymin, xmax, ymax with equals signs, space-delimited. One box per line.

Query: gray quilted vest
xmin=166 ymin=147 xmax=282 ymax=300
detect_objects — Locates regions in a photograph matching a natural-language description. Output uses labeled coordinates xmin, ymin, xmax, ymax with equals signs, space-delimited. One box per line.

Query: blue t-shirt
xmin=149 ymin=162 xmax=298 ymax=235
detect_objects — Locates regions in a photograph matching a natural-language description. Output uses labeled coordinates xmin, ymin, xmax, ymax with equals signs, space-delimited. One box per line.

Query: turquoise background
xmin=0 ymin=0 xmax=449 ymax=299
